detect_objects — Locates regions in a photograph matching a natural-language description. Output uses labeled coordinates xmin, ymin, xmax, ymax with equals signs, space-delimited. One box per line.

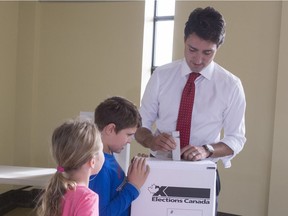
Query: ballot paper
xmin=172 ymin=131 xmax=181 ymax=161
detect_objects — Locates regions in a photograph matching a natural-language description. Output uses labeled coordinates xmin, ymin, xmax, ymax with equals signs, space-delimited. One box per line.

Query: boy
xmin=89 ymin=96 xmax=150 ymax=216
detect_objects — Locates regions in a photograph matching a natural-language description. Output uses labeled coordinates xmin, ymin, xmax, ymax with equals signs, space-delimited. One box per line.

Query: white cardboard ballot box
xmin=131 ymin=158 xmax=216 ymax=216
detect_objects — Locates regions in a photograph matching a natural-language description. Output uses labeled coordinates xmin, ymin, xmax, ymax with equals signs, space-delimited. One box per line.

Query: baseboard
xmin=217 ymin=212 xmax=242 ymax=216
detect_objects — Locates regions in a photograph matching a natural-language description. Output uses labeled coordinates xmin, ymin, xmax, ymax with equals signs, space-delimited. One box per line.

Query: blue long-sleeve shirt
xmin=89 ymin=153 xmax=139 ymax=216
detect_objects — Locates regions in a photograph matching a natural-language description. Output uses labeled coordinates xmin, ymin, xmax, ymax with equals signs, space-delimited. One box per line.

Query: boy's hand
xmin=127 ymin=157 xmax=150 ymax=190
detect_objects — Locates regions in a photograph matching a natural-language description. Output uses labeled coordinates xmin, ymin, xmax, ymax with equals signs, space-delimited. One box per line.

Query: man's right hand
xmin=135 ymin=127 xmax=176 ymax=152
xmin=147 ymin=133 xmax=176 ymax=151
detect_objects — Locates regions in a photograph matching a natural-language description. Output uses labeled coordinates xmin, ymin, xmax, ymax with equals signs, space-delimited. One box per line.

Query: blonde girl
xmin=37 ymin=119 xmax=104 ymax=216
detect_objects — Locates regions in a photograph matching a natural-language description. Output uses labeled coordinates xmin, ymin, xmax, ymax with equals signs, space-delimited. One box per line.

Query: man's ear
xmin=103 ymin=123 xmax=116 ymax=135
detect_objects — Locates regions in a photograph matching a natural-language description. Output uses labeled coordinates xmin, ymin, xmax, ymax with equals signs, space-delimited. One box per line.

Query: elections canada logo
xmin=148 ymin=184 xmax=211 ymax=205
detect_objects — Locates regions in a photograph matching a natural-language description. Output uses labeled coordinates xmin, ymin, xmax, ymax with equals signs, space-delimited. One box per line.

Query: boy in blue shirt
xmin=89 ymin=96 xmax=150 ymax=216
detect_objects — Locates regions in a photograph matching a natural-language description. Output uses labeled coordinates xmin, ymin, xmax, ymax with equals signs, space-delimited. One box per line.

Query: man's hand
xmin=135 ymin=127 xmax=176 ymax=151
xmin=181 ymin=145 xmax=209 ymax=161
xmin=148 ymin=133 xmax=176 ymax=151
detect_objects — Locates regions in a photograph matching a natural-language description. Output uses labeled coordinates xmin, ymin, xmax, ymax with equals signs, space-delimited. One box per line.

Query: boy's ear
xmin=103 ymin=123 xmax=116 ymax=135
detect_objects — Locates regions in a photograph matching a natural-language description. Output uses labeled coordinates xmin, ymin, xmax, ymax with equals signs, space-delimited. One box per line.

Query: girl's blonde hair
xmin=36 ymin=119 xmax=102 ymax=216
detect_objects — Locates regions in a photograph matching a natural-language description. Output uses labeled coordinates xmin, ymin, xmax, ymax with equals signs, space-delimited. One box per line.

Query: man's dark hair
xmin=94 ymin=96 xmax=141 ymax=133
xmin=184 ymin=7 xmax=226 ymax=47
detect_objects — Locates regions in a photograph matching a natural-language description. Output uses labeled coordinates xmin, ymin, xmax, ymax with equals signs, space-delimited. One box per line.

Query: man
xmin=135 ymin=6 xmax=246 ymax=210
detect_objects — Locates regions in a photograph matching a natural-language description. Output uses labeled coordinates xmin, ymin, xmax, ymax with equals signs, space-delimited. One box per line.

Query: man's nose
xmin=193 ymin=53 xmax=202 ymax=64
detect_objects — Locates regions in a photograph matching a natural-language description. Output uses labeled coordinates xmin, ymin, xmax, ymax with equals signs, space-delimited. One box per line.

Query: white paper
xmin=172 ymin=131 xmax=181 ymax=161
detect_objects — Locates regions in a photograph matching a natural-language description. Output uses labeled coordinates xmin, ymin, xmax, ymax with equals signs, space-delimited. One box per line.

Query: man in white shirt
xmin=135 ymin=6 xmax=246 ymax=211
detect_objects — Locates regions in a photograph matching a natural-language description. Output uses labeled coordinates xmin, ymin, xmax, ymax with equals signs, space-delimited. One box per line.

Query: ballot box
xmin=131 ymin=158 xmax=216 ymax=216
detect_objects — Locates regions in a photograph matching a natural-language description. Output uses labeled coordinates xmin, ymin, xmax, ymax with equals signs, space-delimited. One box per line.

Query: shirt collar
xmin=181 ymin=59 xmax=215 ymax=80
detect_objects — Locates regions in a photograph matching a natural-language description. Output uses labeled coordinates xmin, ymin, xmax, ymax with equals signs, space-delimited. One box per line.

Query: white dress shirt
xmin=140 ymin=59 xmax=246 ymax=168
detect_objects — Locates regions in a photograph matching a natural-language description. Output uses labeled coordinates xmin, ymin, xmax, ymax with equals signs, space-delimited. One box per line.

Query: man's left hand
xmin=180 ymin=145 xmax=210 ymax=161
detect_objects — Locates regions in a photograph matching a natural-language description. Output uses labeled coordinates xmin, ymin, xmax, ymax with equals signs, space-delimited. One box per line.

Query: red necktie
xmin=176 ymin=72 xmax=200 ymax=148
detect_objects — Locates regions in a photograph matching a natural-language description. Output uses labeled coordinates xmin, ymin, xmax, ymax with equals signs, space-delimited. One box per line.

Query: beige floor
xmin=4 ymin=208 xmax=36 ymax=216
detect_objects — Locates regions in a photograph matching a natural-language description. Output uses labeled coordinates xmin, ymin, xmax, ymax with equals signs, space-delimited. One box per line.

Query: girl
xmin=37 ymin=119 xmax=104 ymax=216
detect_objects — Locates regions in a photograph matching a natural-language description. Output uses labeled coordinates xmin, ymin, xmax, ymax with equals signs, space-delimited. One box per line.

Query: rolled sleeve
xmin=220 ymin=80 xmax=246 ymax=168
